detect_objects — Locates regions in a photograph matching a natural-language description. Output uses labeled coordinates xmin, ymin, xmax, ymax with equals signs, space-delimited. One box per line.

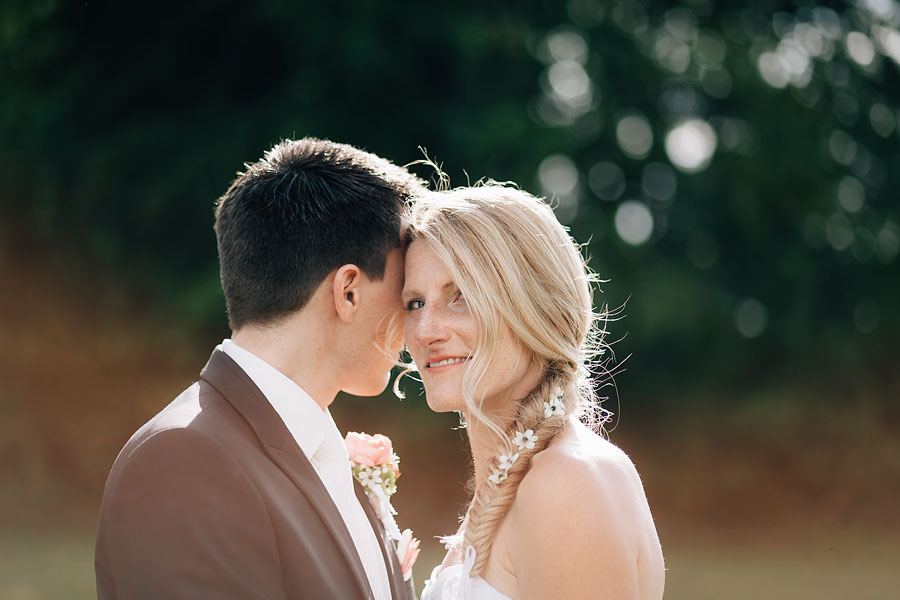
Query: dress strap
xmin=461 ymin=546 xmax=477 ymax=576
xmin=447 ymin=546 xmax=477 ymax=600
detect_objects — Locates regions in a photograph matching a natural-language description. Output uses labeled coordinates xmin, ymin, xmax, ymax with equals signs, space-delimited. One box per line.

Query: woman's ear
xmin=332 ymin=264 xmax=362 ymax=323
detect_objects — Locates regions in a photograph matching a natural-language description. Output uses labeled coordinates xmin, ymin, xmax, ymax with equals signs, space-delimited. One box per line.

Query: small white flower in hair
xmin=498 ymin=453 xmax=519 ymax=471
xmin=544 ymin=387 xmax=566 ymax=418
xmin=514 ymin=429 xmax=538 ymax=451
xmin=544 ymin=399 xmax=564 ymax=418
xmin=488 ymin=468 xmax=508 ymax=484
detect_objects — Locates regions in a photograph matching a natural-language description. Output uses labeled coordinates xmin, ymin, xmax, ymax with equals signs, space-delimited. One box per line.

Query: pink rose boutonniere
xmin=345 ymin=431 xmax=419 ymax=580
xmin=345 ymin=431 xmax=401 ymax=496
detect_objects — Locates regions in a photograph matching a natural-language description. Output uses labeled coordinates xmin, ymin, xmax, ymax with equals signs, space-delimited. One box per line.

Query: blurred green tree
xmin=529 ymin=0 xmax=899 ymax=395
xmin=0 ymin=0 xmax=554 ymax=323
xmin=1 ymin=0 xmax=897 ymax=401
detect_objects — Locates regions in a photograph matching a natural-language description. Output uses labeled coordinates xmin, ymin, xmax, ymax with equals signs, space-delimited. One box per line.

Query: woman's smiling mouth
xmin=426 ymin=356 xmax=472 ymax=370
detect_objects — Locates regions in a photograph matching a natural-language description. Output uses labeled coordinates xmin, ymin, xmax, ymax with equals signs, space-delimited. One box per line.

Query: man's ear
xmin=332 ymin=264 xmax=362 ymax=324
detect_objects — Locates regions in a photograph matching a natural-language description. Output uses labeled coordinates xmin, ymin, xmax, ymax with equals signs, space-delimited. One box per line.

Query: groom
xmin=95 ymin=138 xmax=424 ymax=599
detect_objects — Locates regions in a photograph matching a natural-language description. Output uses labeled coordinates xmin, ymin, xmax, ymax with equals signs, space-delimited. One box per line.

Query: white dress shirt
xmin=220 ymin=339 xmax=392 ymax=600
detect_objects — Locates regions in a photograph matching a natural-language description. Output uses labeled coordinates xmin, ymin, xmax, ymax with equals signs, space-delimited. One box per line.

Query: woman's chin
xmin=424 ymin=397 xmax=464 ymax=414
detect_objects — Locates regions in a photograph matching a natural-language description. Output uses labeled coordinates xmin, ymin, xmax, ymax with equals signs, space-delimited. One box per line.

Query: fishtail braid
xmin=459 ymin=375 xmax=576 ymax=576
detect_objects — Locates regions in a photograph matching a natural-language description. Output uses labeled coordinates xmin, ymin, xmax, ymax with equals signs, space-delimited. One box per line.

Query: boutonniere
xmin=345 ymin=431 xmax=420 ymax=580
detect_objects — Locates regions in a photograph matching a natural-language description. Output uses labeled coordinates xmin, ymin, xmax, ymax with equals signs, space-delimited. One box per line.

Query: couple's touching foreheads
xmin=94 ymin=138 xmax=665 ymax=600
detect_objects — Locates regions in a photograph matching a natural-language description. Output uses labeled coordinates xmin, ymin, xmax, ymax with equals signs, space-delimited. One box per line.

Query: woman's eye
xmin=405 ymin=299 xmax=425 ymax=311
xmin=451 ymin=290 xmax=465 ymax=305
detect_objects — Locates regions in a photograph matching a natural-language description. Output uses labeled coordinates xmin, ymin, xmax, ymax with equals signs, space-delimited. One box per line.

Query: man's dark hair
xmin=214 ymin=138 xmax=424 ymax=330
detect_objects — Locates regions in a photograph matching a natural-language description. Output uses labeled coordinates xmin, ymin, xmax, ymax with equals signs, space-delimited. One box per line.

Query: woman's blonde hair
xmin=406 ymin=182 xmax=613 ymax=575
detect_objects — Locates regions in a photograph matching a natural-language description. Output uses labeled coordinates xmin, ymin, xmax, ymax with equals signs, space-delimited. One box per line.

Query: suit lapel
xmin=199 ymin=350 xmax=375 ymax=600
xmin=354 ymin=481 xmax=415 ymax=600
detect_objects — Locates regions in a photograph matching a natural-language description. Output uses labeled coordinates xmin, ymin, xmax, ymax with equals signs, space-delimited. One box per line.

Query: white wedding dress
xmin=421 ymin=546 xmax=512 ymax=600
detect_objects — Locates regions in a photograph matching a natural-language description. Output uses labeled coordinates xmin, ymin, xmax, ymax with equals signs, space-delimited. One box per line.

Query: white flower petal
xmin=397 ymin=529 xmax=412 ymax=559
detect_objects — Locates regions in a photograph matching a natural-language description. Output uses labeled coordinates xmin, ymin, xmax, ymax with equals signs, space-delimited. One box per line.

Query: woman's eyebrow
xmin=401 ymin=281 xmax=455 ymax=299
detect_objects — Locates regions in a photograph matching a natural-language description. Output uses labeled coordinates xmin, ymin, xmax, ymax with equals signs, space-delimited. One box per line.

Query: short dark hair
xmin=214 ymin=138 xmax=424 ymax=330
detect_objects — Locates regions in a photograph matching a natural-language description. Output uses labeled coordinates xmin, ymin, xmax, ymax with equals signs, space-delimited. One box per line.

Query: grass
xmin=662 ymin=533 xmax=900 ymax=600
xmin=2 ymin=527 xmax=898 ymax=599
xmin=0 ymin=530 xmax=95 ymax=600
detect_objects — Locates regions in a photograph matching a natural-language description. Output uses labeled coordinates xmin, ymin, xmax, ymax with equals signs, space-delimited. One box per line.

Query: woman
xmin=402 ymin=183 xmax=665 ymax=599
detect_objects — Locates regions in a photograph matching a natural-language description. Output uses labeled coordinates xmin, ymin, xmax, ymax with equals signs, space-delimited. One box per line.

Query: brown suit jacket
xmin=95 ymin=349 xmax=416 ymax=599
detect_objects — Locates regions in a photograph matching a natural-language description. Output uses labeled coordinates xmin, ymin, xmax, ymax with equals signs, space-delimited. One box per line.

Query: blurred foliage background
xmin=1 ymin=0 xmax=898 ymax=598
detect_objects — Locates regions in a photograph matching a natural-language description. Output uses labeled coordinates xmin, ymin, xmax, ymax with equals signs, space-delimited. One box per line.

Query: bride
xmin=401 ymin=184 xmax=665 ymax=599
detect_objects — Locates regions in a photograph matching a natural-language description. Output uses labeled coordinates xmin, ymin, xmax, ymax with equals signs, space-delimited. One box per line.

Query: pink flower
xmin=345 ymin=432 xmax=395 ymax=471
xmin=388 ymin=448 xmax=401 ymax=478
xmin=397 ymin=528 xmax=421 ymax=580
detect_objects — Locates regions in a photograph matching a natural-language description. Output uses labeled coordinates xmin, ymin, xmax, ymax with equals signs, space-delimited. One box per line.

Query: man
xmin=95 ymin=138 xmax=425 ymax=599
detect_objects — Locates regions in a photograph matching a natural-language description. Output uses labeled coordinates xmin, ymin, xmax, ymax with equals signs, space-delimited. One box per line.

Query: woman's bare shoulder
xmin=504 ymin=420 xmax=661 ymax=597
xmin=520 ymin=420 xmax=642 ymax=501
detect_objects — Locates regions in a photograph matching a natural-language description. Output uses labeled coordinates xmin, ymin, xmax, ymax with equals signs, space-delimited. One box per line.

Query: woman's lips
xmin=425 ymin=356 xmax=471 ymax=373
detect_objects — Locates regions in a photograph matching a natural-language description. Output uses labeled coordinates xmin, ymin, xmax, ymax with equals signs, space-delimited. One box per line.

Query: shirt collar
xmin=219 ymin=339 xmax=328 ymax=459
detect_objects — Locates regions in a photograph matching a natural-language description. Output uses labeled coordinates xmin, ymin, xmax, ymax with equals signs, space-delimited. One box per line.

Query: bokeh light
xmin=836 ymin=176 xmax=865 ymax=213
xmin=734 ymin=298 xmax=769 ymax=338
xmin=546 ymin=28 xmax=589 ymax=63
xmin=846 ymin=31 xmax=877 ymax=67
xmin=614 ymin=200 xmax=654 ymax=246
xmin=538 ymin=154 xmax=580 ymax=223
xmin=616 ymin=112 xmax=654 ymax=159
xmin=826 ymin=213 xmax=855 ymax=251
xmin=828 ymin=129 xmax=858 ymax=166
xmin=664 ymin=118 xmax=717 ymax=173
xmin=548 ymin=61 xmax=593 ymax=109
xmin=868 ymin=102 xmax=896 ymax=136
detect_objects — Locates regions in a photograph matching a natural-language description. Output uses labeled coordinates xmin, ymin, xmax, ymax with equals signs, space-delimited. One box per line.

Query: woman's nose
xmin=412 ymin=307 xmax=450 ymax=347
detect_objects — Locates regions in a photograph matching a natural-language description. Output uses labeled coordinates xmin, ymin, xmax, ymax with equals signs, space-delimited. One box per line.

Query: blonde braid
xmin=459 ymin=375 xmax=575 ymax=576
